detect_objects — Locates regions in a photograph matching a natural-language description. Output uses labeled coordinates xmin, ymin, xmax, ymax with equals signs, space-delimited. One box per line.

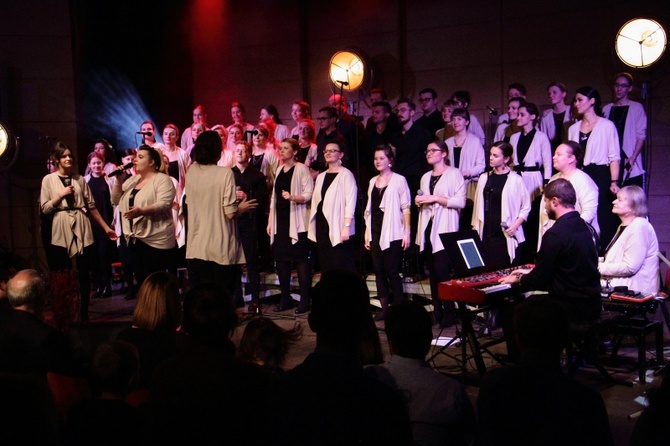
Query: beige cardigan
xmin=112 ymin=172 xmax=176 ymax=249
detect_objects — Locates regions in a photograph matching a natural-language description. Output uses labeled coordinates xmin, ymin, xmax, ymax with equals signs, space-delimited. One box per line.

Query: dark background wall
xmin=0 ymin=0 xmax=668 ymax=274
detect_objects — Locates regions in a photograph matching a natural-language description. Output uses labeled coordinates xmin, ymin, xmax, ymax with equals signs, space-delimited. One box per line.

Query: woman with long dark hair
xmin=40 ymin=142 xmax=117 ymax=321
xmin=568 ymin=86 xmax=620 ymax=252
xmin=472 ymin=141 xmax=530 ymax=267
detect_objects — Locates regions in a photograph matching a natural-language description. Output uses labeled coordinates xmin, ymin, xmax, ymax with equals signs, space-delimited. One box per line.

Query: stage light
xmin=82 ymin=68 xmax=156 ymax=150
xmin=329 ymin=51 xmax=366 ymax=91
xmin=0 ymin=121 xmax=9 ymax=160
xmin=616 ymin=18 xmax=667 ymax=68
xmin=0 ymin=120 xmax=19 ymax=173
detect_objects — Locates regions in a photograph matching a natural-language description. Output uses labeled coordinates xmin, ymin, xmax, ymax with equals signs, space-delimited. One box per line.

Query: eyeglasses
xmin=424 ymin=148 xmax=442 ymax=154
xmin=316 ymin=116 xmax=332 ymax=121
xmin=614 ymin=83 xmax=631 ymax=88
xmin=418 ymin=97 xmax=433 ymax=102
xmin=324 ymin=149 xmax=341 ymax=154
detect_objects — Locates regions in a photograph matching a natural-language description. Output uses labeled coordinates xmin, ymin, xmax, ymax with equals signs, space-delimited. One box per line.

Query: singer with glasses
xmin=40 ymin=142 xmax=117 ymax=321
xmin=309 ymin=140 xmax=358 ymax=273
xmin=472 ymin=141 xmax=531 ymax=267
xmin=415 ymin=141 xmax=466 ymax=328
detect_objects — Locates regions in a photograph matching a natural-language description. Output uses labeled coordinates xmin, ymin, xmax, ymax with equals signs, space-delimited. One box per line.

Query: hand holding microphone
xmin=501 ymin=221 xmax=517 ymax=240
xmin=414 ymin=189 xmax=424 ymax=206
xmin=108 ymin=162 xmax=134 ymax=178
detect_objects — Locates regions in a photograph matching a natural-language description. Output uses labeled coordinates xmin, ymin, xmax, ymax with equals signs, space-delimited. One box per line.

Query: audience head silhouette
xmin=385 ymin=300 xmax=434 ymax=360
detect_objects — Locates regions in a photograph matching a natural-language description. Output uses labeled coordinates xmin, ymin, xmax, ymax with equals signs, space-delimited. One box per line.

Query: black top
xmin=608 ymin=105 xmax=629 ymax=161
xmin=274 ymin=166 xmax=295 ymax=213
xmin=58 ymin=175 xmax=75 ymax=208
xmin=370 ymin=185 xmax=386 ymax=236
xmin=168 ymin=160 xmax=179 ymax=182
xmin=390 ymin=123 xmax=433 ymax=178
xmin=483 ymin=172 xmax=508 ymax=239
xmin=453 ymin=145 xmax=463 ymax=169
xmin=516 ymin=128 xmax=536 ymax=167
xmin=578 ymin=131 xmax=591 ymax=154
xmin=317 ymin=172 xmax=338 ymax=216
xmin=551 ymin=111 xmax=566 ymax=149
xmin=250 ymin=153 xmax=265 ymax=172
xmin=86 ymin=175 xmax=113 ymax=238
xmin=415 ymin=109 xmax=446 ymax=135
xmin=232 ymin=164 xmax=267 ymax=219
xmin=518 ymin=211 xmax=601 ymax=322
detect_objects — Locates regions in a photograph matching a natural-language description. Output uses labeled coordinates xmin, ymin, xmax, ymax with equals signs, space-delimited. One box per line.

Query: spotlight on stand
xmin=615 ymin=18 xmax=667 ymax=68
xmin=0 ymin=120 xmax=19 ymax=173
xmin=329 ymin=50 xmax=371 ymax=93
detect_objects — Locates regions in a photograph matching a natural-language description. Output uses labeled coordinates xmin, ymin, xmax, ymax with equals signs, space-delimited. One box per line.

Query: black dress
xmin=274 ymin=166 xmax=309 ymax=262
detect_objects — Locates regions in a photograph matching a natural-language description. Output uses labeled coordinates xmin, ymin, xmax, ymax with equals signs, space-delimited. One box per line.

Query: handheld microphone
xmin=416 ymin=189 xmax=424 ymax=196
xmin=108 ymin=162 xmax=133 ymax=177
xmin=63 ymin=177 xmax=74 ymax=206
xmin=486 ymin=106 xmax=498 ymax=116
xmin=63 ymin=177 xmax=71 ymax=187
xmin=136 ymin=131 xmax=153 ymax=137
xmin=235 ymin=186 xmax=242 ymax=204
xmin=501 ymin=221 xmax=517 ymax=240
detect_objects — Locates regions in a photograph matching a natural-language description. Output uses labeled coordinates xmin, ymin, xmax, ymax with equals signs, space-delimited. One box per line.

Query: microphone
xmin=136 ymin=131 xmax=153 ymax=137
xmin=486 ymin=106 xmax=498 ymax=116
xmin=63 ymin=177 xmax=74 ymax=207
xmin=108 ymin=162 xmax=133 ymax=177
xmin=336 ymin=80 xmax=349 ymax=86
xmin=416 ymin=189 xmax=423 ymax=206
xmin=501 ymin=221 xmax=517 ymax=240
xmin=235 ymin=186 xmax=242 ymax=204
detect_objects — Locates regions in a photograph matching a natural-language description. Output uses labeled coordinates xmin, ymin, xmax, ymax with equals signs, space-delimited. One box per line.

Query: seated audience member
xmin=237 ymin=318 xmax=302 ymax=377
xmin=116 ymin=271 xmax=182 ymax=388
xmin=264 ymin=269 xmax=412 ymax=445
xmin=0 ymin=269 xmax=74 ymax=377
xmin=369 ymin=301 xmax=476 ymax=446
xmin=149 ymin=283 xmax=272 ymax=445
xmin=630 ymin=369 xmax=670 ymax=445
xmin=66 ymin=341 xmax=141 ymax=446
xmin=477 ymin=296 xmax=614 ymax=446
xmin=0 ymin=373 xmax=60 ymax=444
xmin=599 ymin=185 xmax=659 ymax=293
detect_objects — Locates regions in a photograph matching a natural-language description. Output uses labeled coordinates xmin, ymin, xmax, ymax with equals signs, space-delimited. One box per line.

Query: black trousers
xmin=129 ymin=239 xmax=174 ymax=288
xmin=187 ymin=258 xmax=238 ymax=300
xmin=370 ymin=236 xmax=404 ymax=302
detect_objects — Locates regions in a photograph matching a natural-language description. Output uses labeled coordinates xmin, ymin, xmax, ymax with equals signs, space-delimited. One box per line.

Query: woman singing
xmin=364 ymin=145 xmax=411 ymax=321
xmin=40 ymin=142 xmax=117 ymax=321
xmin=268 ymin=138 xmax=314 ymax=314
xmin=111 ymin=145 xmax=176 ymax=287
xmin=415 ymin=140 xmax=466 ymax=328
xmin=538 ymin=141 xmax=599 ymax=247
xmin=472 ymin=142 xmax=531 ymax=267
xmin=599 ymin=185 xmax=659 ymax=293
xmin=308 ymin=140 xmax=358 ymax=273
xmin=568 ymin=86 xmax=620 ymax=252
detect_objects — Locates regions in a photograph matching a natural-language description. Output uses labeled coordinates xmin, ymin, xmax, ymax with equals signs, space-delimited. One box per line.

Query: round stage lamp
xmin=329 ymin=51 xmax=366 ymax=91
xmin=0 ymin=121 xmax=10 ymax=160
xmin=616 ymin=18 xmax=667 ymax=68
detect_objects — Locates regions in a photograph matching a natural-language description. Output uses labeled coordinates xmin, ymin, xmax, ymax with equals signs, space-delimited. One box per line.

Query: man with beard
xmin=501 ymin=179 xmax=601 ymax=324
